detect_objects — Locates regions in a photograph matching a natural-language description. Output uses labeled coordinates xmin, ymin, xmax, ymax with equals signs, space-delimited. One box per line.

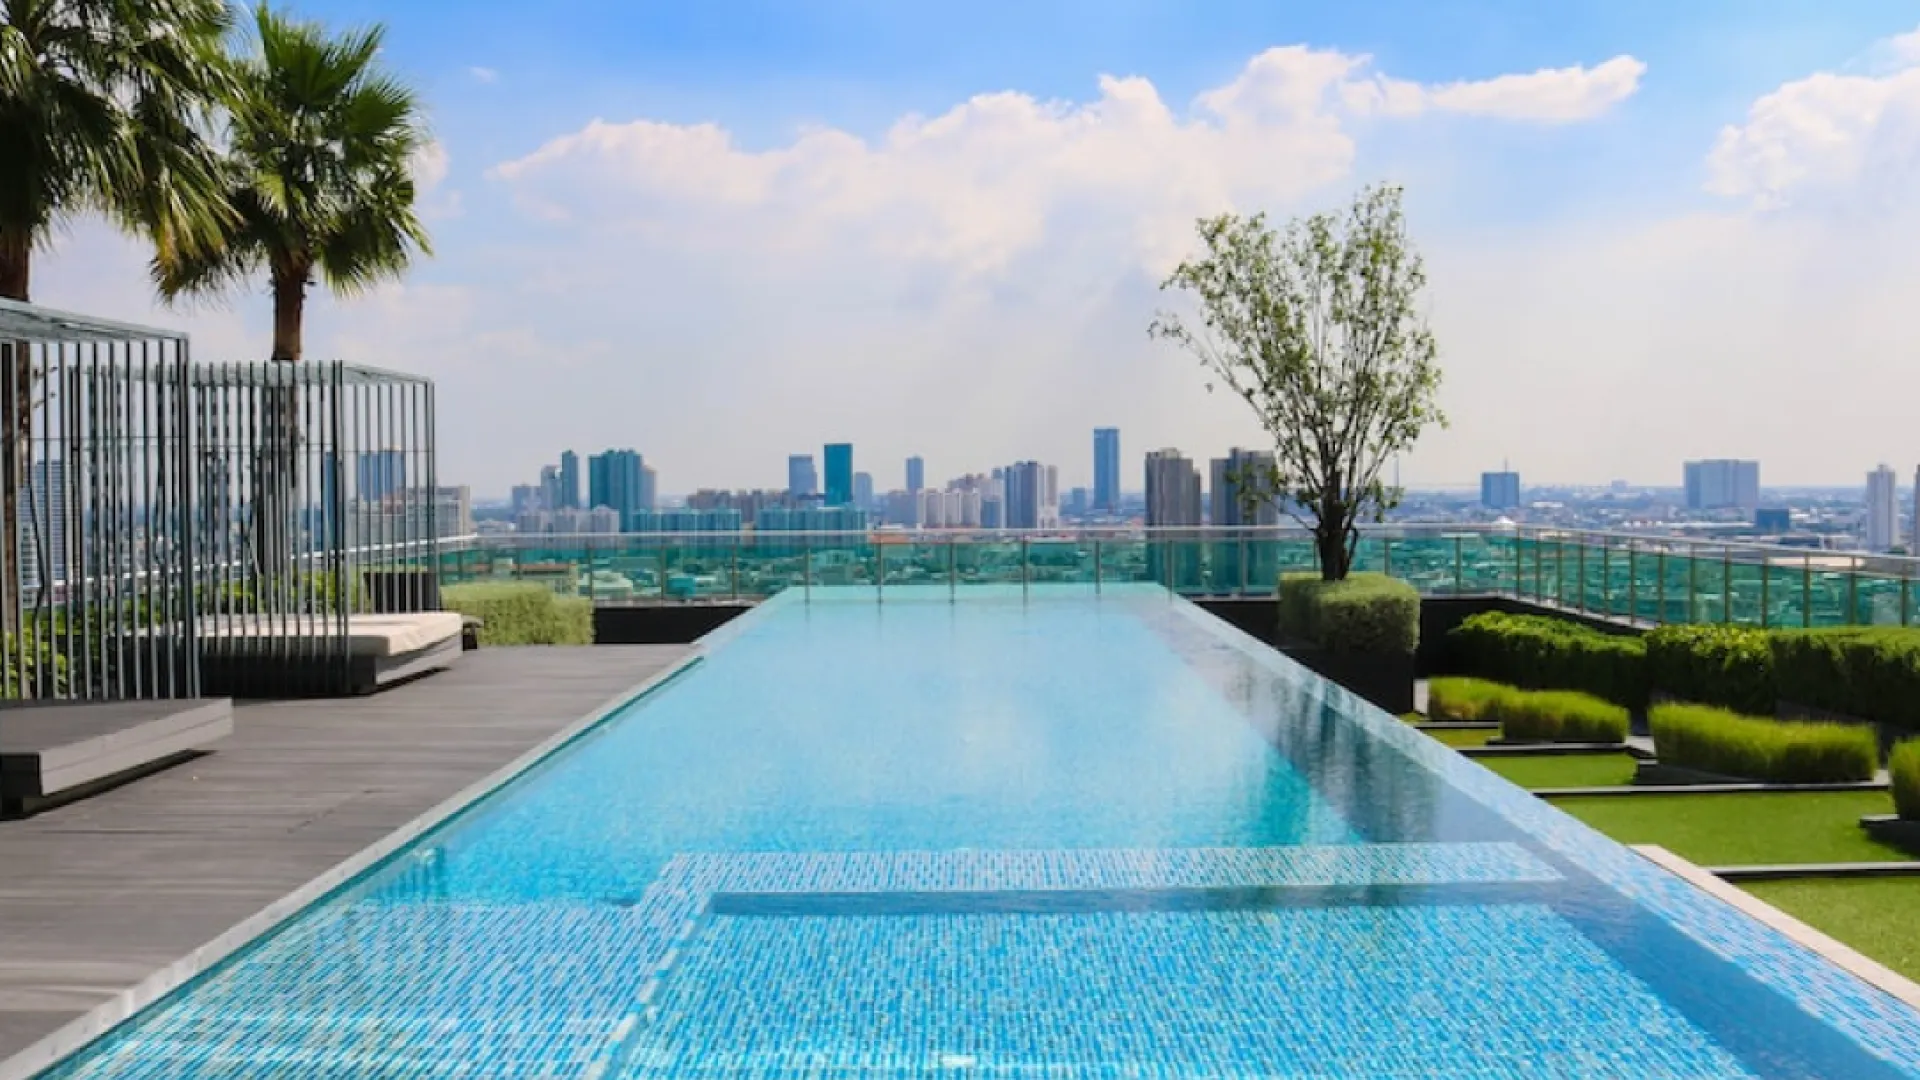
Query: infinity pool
xmin=38 ymin=586 xmax=1920 ymax=1078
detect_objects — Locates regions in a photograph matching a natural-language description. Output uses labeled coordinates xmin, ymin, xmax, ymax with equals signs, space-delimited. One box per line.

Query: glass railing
xmin=435 ymin=525 xmax=1920 ymax=629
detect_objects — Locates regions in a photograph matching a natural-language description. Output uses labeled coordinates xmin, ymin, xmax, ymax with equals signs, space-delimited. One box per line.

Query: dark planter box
xmin=593 ymin=602 xmax=754 ymax=645
xmin=1278 ymin=639 xmax=1415 ymax=715
xmin=1861 ymin=815 xmax=1920 ymax=856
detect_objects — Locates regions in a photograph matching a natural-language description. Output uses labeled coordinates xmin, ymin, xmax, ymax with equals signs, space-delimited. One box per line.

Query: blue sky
xmin=34 ymin=0 xmax=1920 ymax=495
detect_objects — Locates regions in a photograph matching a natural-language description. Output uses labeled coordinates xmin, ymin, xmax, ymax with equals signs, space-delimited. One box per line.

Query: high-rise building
xmin=556 ymin=451 xmax=581 ymax=510
xmin=436 ymin=485 xmax=474 ymax=538
xmin=589 ymin=449 xmax=648 ymax=530
xmin=19 ymin=460 xmax=68 ymax=592
xmin=538 ymin=465 xmax=562 ymax=513
xmin=510 ymin=484 xmax=541 ymax=515
xmin=853 ymin=471 xmax=874 ymax=510
xmin=1754 ymin=507 xmax=1792 ymax=533
xmin=1211 ymin=449 xmax=1280 ymax=590
xmin=1912 ymin=466 xmax=1920 ymax=555
xmin=1145 ymin=450 xmax=1203 ymax=527
xmin=1480 ymin=470 xmax=1521 ymax=511
xmin=788 ymin=454 xmax=817 ymax=499
xmin=1145 ymin=450 xmax=1203 ymax=587
xmin=358 ymin=449 xmax=406 ymax=502
xmin=1867 ymin=464 xmax=1898 ymax=552
xmin=1003 ymin=461 xmax=1058 ymax=530
xmin=906 ymin=456 xmax=924 ymax=494
xmin=1093 ymin=428 xmax=1120 ymax=513
xmin=1683 ymin=460 xmax=1761 ymax=511
xmin=824 ymin=443 xmax=853 ymax=507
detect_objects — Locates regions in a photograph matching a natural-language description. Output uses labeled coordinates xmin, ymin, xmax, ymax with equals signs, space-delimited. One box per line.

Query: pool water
xmin=39 ymin=586 xmax=1920 ymax=1078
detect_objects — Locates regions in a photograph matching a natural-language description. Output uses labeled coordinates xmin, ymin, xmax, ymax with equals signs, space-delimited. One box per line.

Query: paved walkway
xmin=0 ymin=645 xmax=691 ymax=1065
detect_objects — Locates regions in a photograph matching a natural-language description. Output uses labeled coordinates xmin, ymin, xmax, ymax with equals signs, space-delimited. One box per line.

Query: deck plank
xmin=0 ymin=645 xmax=690 ymax=1065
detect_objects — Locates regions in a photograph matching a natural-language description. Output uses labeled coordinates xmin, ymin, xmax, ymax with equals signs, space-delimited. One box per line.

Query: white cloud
xmin=408 ymin=140 xmax=464 ymax=220
xmin=1707 ymin=24 xmax=1920 ymax=207
xmin=469 ymin=66 xmax=499 ymax=84
xmin=491 ymin=45 xmax=1641 ymax=280
xmin=1342 ymin=55 xmax=1646 ymax=122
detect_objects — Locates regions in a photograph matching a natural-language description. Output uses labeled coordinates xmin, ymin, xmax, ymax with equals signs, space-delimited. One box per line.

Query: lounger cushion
xmin=199 ymin=612 xmax=465 ymax=659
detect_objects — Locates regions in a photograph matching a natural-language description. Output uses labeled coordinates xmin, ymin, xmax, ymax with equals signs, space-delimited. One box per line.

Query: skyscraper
xmin=357 ymin=449 xmax=406 ymax=502
xmin=19 ymin=460 xmax=68 ymax=592
xmin=1093 ymin=428 xmax=1120 ymax=513
xmin=1912 ymin=466 xmax=1920 ymax=556
xmin=588 ymin=449 xmax=647 ymax=530
xmin=1212 ymin=449 xmax=1280 ymax=590
xmin=538 ymin=465 xmax=562 ymax=512
xmin=1145 ymin=450 xmax=1203 ymax=587
xmin=558 ymin=450 xmax=581 ymax=510
xmin=788 ymin=454 xmax=817 ymax=499
xmin=1480 ymin=470 xmax=1521 ymax=510
xmin=1003 ymin=461 xmax=1046 ymax=529
xmin=824 ymin=443 xmax=853 ymax=507
xmin=906 ymin=456 xmax=924 ymax=494
xmin=1867 ymin=464 xmax=1898 ymax=552
xmin=1683 ymin=460 xmax=1761 ymax=511
xmin=853 ymin=471 xmax=874 ymax=510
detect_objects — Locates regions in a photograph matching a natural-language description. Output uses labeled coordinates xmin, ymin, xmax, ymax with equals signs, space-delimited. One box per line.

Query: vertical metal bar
xmin=1627 ymin=542 xmax=1636 ymax=624
xmin=1601 ymin=543 xmax=1611 ymax=618
xmin=1093 ymin=538 xmax=1102 ymax=594
xmin=730 ymin=542 xmax=740 ymax=601
xmin=1803 ymin=554 xmax=1812 ymax=628
xmin=1452 ymin=535 xmax=1462 ymax=596
xmin=1722 ymin=547 xmax=1732 ymax=624
xmin=948 ymin=536 xmax=957 ymax=600
xmin=1848 ymin=558 xmax=1859 ymax=626
xmin=1576 ymin=542 xmax=1586 ymax=614
xmin=1021 ymin=536 xmax=1030 ymax=600
xmin=1761 ymin=553 xmax=1772 ymax=630
xmin=803 ymin=541 xmax=812 ymax=600
xmin=1657 ymin=551 xmax=1667 ymax=626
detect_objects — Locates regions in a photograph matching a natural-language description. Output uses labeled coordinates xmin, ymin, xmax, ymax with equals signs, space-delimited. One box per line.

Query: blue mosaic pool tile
xmin=44 ymin=902 xmax=662 ymax=1080
xmin=1161 ymin=598 xmax=1920 ymax=1076
xmin=617 ymin=905 xmax=1755 ymax=1079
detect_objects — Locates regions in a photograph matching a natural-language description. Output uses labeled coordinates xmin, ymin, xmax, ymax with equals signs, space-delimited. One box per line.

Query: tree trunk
xmin=0 ymin=232 xmax=31 ymax=691
xmin=1316 ymin=501 xmax=1353 ymax=582
xmin=252 ymin=270 xmax=305 ymax=588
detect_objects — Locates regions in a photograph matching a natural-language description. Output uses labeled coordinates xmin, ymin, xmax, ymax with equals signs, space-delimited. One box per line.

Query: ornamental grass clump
xmin=1651 ymin=703 xmax=1876 ymax=784
xmin=1426 ymin=677 xmax=1515 ymax=723
xmin=1491 ymin=690 xmax=1629 ymax=744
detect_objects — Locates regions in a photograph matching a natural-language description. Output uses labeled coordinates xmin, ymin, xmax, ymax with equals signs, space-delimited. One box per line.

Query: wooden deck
xmin=0 ymin=645 xmax=693 ymax=1068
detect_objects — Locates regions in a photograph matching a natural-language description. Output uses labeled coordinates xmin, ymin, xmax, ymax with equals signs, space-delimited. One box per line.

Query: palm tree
xmin=157 ymin=4 xmax=430 ymax=580
xmin=156 ymin=4 xmax=433 ymax=361
xmin=1 ymin=0 xmax=234 ymax=619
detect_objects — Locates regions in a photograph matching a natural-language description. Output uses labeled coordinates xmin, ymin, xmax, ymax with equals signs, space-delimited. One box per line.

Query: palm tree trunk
xmin=253 ymin=270 xmax=305 ymax=585
xmin=0 ymin=233 xmax=32 ymax=668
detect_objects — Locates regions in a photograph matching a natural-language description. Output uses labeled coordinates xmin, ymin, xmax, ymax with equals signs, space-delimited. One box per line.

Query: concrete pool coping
xmin=1633 ymin=844 xmax=1920 ymax=1014
xmin=0 ymin=648 xmax=703 ymax=1080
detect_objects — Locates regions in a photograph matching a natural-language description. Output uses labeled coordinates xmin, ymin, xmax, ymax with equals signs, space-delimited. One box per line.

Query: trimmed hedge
xmin=1893 ymin=740 xmax=1920 ymax=820
xmin=1491 ymin=689 xmax=1629 ymax=744
xmin=1650 ymin=703 xmax=1876 ymax=784
xmin=442 ymin=583 xmax=592 ymax=645
xmin=1448 ymin=612 xmax=1647 ymax=709
xmin=1772 ymin=627 xmax=1920 ymax=731
xmin=1426 ymin=677 xmax=1514 ymax=723
xmin=1645 ymin=624 xmax=1775 ymax=715
xmin=1277 ymin=572 xmax=1419 ymax=654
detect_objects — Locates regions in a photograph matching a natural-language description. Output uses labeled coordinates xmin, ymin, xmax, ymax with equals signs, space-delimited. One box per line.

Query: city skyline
xmin=23 ymin=1 xmax=1920 ymax=495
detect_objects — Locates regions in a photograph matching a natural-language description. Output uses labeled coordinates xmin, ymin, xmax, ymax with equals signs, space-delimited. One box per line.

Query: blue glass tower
xmin=589 ymin=449 xmax=647 ymax=530
xmin=1093 ymin=428 xmax=1120 ymax=513
xmin=824 ymin=443 xmax=853 ymax=507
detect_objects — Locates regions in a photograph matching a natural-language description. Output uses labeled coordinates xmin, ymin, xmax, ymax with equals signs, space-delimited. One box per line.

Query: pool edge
xmin=1631 ymin=844 xmax=1920 ymax=1014
xmin=0 ymin=650 xmax=706 ymax=1080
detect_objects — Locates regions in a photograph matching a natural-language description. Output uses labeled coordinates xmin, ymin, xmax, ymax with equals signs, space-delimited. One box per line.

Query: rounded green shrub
xmin=1277 ymin=572 xmax=1419 ymax=654
xmin=1650 ymin=703 xmax=1875 ymax=784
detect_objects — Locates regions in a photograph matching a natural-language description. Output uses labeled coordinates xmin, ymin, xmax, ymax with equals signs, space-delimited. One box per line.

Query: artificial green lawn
xmin=1476 ymin=753 xmax=1637 ymax=790
xmin=1741 ymin=878 xmax=1920 ymax=983
xmin=1550 ymin=791 xmax=1906 ymax=866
